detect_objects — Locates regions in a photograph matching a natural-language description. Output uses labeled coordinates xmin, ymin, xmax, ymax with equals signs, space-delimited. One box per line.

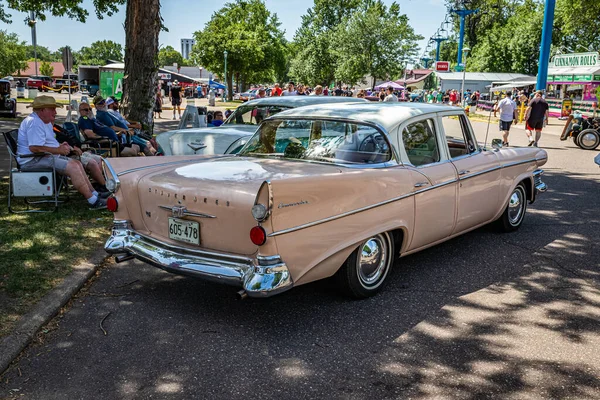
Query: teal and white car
xmin=156 ymin=96 xmax=368 ymax=156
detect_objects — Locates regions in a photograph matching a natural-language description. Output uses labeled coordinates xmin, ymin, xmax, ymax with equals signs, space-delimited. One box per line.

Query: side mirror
xmin=491 ymin=138 xmax=503 ymax=149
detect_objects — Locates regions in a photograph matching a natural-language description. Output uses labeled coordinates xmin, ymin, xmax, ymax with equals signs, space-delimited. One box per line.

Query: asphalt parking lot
xmin=1 ymin=112 xmax=599 ymax=399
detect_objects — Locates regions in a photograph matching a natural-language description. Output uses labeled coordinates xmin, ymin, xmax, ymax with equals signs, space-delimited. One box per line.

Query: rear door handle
xmin=458 ymin=170 xmax=470 ymax=176
xmin=414 ymin=182 xmax=429 ymax=188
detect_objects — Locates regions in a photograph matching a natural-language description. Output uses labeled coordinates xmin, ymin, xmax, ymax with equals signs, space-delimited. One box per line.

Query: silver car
xmin=156 ymin=96 xmax=368 ymax=156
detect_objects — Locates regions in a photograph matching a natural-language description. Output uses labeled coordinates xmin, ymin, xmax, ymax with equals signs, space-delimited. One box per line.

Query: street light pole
xmin=460 ymin=47 xmax=470 ymax=107
xmin=223 ymin=50 xmax=228 ymax=102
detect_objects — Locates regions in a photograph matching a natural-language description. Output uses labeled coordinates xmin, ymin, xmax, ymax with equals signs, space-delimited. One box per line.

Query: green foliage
xmin=0 ymin=30 xmax=28 ymax=76
xmin=39 ymin=60 xmax=54 ymax=76
xmin=158 ymin=45 xmax=185 ymax=67
xmin=0 ymin=0 xmax=124 ymax=24
xmin=26 ymin=45 xmax=60 ymax=62
xmin=191 ymin=0 xmax=287 ymax=98
xmin=288 ymin=0 xmax=363 ymax=86
xmin=76 ymin=40 xmax=123 ymax=66
xmin=331 ymin=1 xmax=422 ymax=85
xmin=423 ymin=73 xmax=436 ymax=90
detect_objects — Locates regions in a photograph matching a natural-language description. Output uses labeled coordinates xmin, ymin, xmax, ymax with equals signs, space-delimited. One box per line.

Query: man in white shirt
xmin=16 ymin=96 xmax=108 ymax=209
xmin=497 ymin=91 xmax=517 ymax=146
xmin=281 ymin=82 xmax=297 ymax=96
xmin=383 ymin=86 xmax=398 ymax=102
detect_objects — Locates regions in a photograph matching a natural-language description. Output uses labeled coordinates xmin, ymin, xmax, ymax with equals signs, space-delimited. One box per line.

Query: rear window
xmin=239 ymin=118 xmax=393 ymax=165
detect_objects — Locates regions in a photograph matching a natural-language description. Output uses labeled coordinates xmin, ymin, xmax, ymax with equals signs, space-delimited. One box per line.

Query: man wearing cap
xmin=79 ymin=101 xmax=140 ymax=157
xmin=94 ymin=95 xmax=155 ymax=156
xmin=169 ymin=80 xmax=183 ymax=120
xmin=17 ymin=95 xmax=109 ymax=209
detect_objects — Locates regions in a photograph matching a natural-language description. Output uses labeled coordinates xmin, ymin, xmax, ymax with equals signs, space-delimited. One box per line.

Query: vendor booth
xmin=546 ymin=52 xmax=600 ymax=114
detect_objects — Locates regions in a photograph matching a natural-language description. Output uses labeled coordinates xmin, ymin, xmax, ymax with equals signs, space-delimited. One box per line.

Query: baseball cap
xmin=93 ymin=95 xmax=105 ymax=105
xmin=105 ymin=97 xmax=115 ymax=106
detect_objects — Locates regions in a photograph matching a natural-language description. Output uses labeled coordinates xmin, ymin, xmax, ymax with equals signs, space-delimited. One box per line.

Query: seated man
xmin=210 ymin=110 xmax=225 ymax=127
xmin=78 ymin=102 xmax=140 ymax=157
xmin=106 ymin=96 xmax=142 ymax=130
xmin=17 ymin=96 xmax=109 ymax=209
xmin=94 ymin=95 xmax=156 ymax=156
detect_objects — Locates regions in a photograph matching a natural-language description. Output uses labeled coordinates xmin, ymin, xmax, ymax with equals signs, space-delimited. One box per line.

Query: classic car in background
xmin=156 ymin=95 xmax=368 ymax=156
xmin=104 ymin=103 xmax=548 ymax=299
xmin=0 ymin=79 xmax=17 ymax=118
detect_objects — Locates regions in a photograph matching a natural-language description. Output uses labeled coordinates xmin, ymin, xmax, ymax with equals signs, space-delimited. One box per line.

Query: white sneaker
xmin=172 ymin=115 xmax=176 ymax=120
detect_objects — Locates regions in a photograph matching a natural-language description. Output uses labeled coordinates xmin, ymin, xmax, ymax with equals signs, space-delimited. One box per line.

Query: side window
xmin=441 ymin=115 xmax=477 ymax=159
xmin=402 ymin=119 xmax=440 ymax=166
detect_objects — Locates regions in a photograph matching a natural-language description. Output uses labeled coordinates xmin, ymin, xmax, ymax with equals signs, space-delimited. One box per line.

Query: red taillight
xmin=250 ymin=226 xmax=266 ymax=246
xmin=106 ymin=197 xmax=118 ymax=212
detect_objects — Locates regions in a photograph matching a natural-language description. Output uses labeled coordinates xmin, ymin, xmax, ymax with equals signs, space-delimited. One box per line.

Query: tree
xmin=331 ymin=1 xmax=422 ymax=87
xmin=121 ymin=0 xmax=161 ymax=125
xmin=0 ymin=30 xmax=28 ymax=77
xmin=0 ymin=0 xmax=160 ymax=128
xmin=26 ymin=45 xmax=59 ymax=62
xmin=289 ymin=0 xmax=363 ymax=86
xmin=39 ymin=61 xmax=54 ymax=77
xmin=158 ymin=45 xmax=184 ymax=67
xmin=191 ymin=0 xmax=287 ymax=99
xmin=77 ymin=40 xmax=124 ymax=66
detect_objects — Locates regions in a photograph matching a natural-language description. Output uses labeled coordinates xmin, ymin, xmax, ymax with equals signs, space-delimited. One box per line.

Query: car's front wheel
xmin=576 ymin=129 xmax=600 ymax=150
xmin=497 ymin=183 xmax=527 ymax=232
xmin=336 ymin=232 xmax=394 ymax=298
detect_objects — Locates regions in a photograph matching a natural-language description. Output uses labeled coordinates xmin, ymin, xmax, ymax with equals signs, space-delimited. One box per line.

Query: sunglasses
xmin=80 ymin=108 xmax=91 ymax=111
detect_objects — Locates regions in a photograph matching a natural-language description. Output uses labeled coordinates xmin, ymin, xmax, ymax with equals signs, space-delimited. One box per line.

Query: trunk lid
xmin=130 ymin=156 xmax=342 ymax=255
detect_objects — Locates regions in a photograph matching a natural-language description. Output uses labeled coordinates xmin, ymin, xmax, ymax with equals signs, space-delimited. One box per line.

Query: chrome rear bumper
xmin=105 ymin=220 xmax=293 ymax=298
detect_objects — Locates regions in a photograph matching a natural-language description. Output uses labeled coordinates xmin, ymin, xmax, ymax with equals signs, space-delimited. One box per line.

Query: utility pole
xmin=431 ymin=34 xmax=448 ymax=62
xmin=536 ymin=0 xmax=556 ymax=91
xmin=452 ymin=7 xmax=478 ymax=66
xmin=421 ymin=56 xmax=434 ymax=69
xmin=27 ymin=11 xmax=38 ymax=76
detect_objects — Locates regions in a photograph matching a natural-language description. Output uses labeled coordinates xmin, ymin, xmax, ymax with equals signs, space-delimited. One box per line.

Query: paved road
xmin=1 ymin=116 xmax=600 ymax=399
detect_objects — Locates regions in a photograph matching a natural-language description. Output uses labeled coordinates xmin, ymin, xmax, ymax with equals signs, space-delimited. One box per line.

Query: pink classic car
xmin=104 ymin=103 xmax=548 ymax=299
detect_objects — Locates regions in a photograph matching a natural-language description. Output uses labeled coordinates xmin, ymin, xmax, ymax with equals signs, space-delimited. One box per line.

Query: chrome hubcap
xmin=508 ymin=188 xmax=524 ymax=225
xmin=357 ymin=234 xmax=389 ymax=288
xmin=580 ymin=132 xmax=598 ymax=148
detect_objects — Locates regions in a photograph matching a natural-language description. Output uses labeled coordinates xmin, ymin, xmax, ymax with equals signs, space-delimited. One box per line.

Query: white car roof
xmin=269 ymin=102 xmax=460 ymax=132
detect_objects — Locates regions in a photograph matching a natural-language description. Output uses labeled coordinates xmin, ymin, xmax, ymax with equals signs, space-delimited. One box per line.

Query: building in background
xmin=181 ymin=38 xmax=195 ymax=60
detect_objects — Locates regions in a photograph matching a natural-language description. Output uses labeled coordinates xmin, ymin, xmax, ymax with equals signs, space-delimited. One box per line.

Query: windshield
xmin=238 ymin=119 xmax=393 ymax=165
xmin=224 ymin=104 xmax=292 ymax=125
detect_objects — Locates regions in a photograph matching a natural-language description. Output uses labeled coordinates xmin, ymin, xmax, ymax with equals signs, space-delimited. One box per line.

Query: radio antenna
xmin=483 ymin=87 xmax=494 ymax=149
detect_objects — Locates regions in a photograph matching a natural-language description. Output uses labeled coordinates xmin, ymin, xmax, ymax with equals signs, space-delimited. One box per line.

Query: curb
xmin=0 ymin=248 xmax=108 ymax=374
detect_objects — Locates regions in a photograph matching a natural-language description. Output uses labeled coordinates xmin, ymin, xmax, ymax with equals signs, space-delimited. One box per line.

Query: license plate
xmin=168 ymin=218 xmax=200 ymax=245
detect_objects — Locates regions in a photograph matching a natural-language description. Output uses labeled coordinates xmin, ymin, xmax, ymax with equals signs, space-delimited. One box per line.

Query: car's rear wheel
xmin=576 ymin=129 xmax=600 ymax=150
xmin=497 ymin=183 xmax=527 ymax=232
xmin=336 ymin=232 xmax=394 ymax=298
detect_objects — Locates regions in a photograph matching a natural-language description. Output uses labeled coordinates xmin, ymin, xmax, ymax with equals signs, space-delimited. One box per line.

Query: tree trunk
xmin=122 ymin=0 xmax=161 ymax=129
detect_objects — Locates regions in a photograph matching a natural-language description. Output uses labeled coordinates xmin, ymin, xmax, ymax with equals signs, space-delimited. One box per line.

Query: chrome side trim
xmin=158 ymin=205 xmax=216 ymax=219
xmin=268 ymin=178 xmax=457 ymax=237
xmin=501 ymin=158 xmax=537 ymax=169
xmin=116 ymin=156 xmax=229 ymax=177
xmin=104 ymin=222 xmax=293 ymax=297
xmin=458 ymin=165 xmax=502 ymax=181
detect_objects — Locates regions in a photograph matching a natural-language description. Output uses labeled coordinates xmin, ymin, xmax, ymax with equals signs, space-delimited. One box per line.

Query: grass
xmin=0 ymin=177 xmax=113 ymax=338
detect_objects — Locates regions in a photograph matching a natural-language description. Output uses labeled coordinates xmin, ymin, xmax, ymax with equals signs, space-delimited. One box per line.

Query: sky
xmin=0 ymin=0 xmax=448 ymax=65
